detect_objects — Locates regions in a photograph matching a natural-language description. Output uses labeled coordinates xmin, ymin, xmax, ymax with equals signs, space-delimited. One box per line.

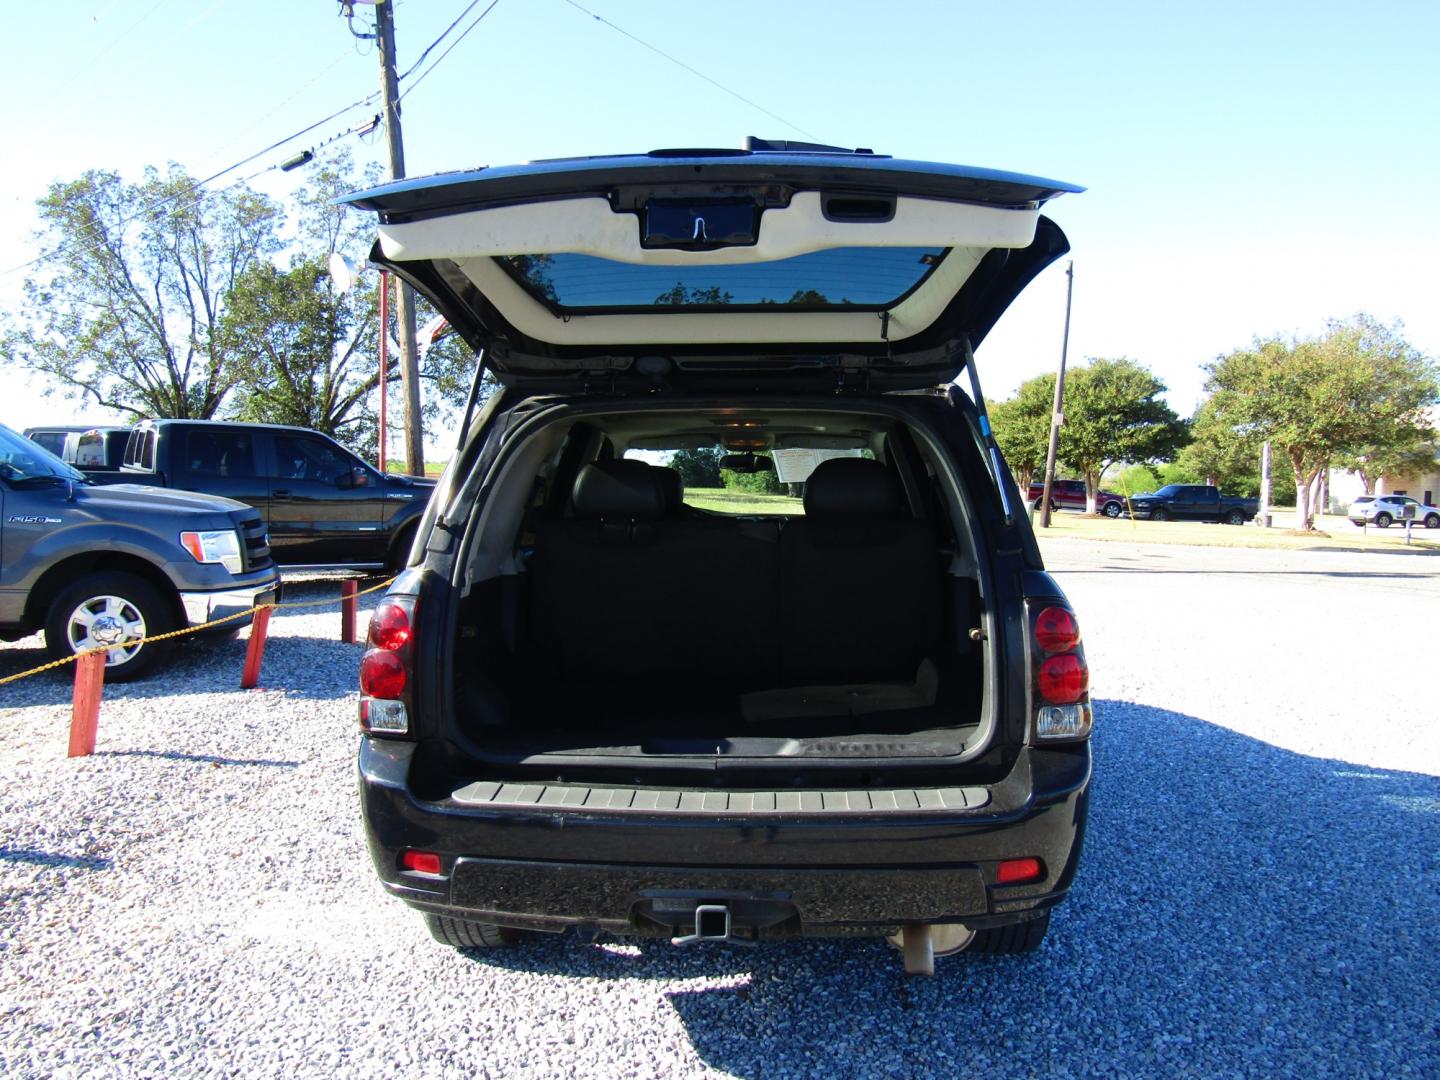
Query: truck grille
xmin=236 ymin=511 xmax=273 ymax=572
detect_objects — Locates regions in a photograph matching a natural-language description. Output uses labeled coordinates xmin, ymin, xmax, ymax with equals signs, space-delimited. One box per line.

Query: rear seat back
xmin=778 ymin=458 xmax=940 ymax=685
xmin=531 ymin=460 xmax=779 ymax=688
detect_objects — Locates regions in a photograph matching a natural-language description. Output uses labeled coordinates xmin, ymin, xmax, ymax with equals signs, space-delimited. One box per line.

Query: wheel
xmin=388 ymin=522 xmax=420 ymax=574
xmin=966 ymin=910 xmax=1050 ymax=955
xmin=423 ymin=913 xmax=523 ymax=949
xmin=1425 ymin=514 xmax=1439 ymax=529
xmin=1150 ymin=507 xmax=1169 ymax=522
xmin=1375 ymin=512 xmax=1392 ymax=528
xmin=1225 ymin=508 xmax=1246 ymax=525
xmin=44 ymin=571 xmax=173 ymax=682
xmin=1102 ymin=501 xmax=1122 ymax=518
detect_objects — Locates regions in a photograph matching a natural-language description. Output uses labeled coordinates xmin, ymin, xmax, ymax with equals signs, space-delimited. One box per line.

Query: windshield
xmin=1154 ymin=484 xmax=1183 ymax=497
xmin=0 ymin=425 xmax=86 ymax=483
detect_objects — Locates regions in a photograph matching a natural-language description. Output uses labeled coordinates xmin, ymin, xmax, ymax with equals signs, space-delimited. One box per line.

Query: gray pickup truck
xmin=1 ymin=424 xmax=280 ymax=680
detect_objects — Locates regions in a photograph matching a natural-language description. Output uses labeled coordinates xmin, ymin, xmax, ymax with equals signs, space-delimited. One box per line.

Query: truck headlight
xmin=180 ymin=530 xmax=244 ymax=574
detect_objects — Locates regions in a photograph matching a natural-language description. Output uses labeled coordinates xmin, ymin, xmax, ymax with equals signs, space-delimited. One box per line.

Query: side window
xmin=184 ymin=430 xmax=257 ymax=478
xmin=273 ymin=434 xmax=352 ymax=484
xmin=127 ymin=430 xmax=157 ymax=471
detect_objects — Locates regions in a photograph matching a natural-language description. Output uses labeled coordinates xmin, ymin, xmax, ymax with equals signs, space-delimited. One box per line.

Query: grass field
xmin=684 ymin=487 xmax=803 ymax=515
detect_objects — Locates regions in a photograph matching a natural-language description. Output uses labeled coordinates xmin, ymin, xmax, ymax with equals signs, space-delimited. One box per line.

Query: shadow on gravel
xmin=94 ymin=749 xmax=300 ymax=768
xmin=463 ymin=699 xmax=1440 ymax=1078
xmin=0 ymin=848 xmax=111 ymax=871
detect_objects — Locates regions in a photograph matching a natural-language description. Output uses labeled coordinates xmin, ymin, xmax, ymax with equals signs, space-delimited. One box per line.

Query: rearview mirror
xmin=719 ymin=453 xmax=775 ymax=474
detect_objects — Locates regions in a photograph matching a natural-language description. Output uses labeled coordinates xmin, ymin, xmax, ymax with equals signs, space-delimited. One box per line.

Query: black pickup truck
xmin=1127 ymin=484 xmax=1258 ymax=524
xmin=109 ymin=420 xmax=435 ymax=571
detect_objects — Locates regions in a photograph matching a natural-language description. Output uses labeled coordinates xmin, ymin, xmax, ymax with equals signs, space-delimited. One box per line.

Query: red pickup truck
xmin=1027 ymin=478 xmax=1126 ymax=518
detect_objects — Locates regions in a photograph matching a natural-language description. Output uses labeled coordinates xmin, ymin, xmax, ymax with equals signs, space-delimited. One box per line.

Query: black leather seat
xmin=531 ymin=460 xmax=779 ymax=689
xmin=778 ymin=458 xmax=940 ymax=685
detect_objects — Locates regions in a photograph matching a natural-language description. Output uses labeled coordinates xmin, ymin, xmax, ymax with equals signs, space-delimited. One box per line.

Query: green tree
xmin=6 ymin=165 xmax=280 ymax=418
xmin=989 ymin=372 xmax=1056 ymax=493
xmin=1206 ymin=315 xmax=1438 ymax=530
xmin=1057 ymin=358 xmax=1190 ymax=513
xmin=233 ymin=149 xmax=483 ymax=458
xmin=1333 ymin=427 xmax=1440 ymax=495
xmin=215 ymin=257 xmax=373 ymax=440
xmin=1177 ymin=397 xmax=1260 ymax=488
xmin=670 ymin=446 xmax=723 ymax=488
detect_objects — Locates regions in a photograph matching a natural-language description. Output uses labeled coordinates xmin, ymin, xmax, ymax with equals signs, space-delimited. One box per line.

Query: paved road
xmin=1 ymin=550 xmax=1437 ymax=1078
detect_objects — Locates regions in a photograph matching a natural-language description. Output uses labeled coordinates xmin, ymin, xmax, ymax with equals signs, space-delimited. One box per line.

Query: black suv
xmin=347 ymin=144 xmax=1091 ymax=973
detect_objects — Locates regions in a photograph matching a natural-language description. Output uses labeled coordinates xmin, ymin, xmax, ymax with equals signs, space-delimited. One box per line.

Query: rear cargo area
xmin=445 ymin=406 xmax=993 ymax=770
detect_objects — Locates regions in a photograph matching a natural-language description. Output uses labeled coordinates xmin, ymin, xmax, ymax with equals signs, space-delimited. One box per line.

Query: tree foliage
xmin=1056 ymin=358 xmax=1190 ymax=512
xmin=1206 ymin=315 xmax=1438 ymax=529
xmin=7 ymin=166 xmax=281 ymax=418
xmin=989 ymin=373 xmax=1056 ymax=492
xmin=670 ymin=446 xmax=723 ymax=488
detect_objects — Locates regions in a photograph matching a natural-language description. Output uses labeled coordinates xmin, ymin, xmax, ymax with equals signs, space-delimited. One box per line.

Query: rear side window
xmin=125 ymin=430 xmax=157 ymax=470
xmin=184 ymin=430 xmax=257 ymax=478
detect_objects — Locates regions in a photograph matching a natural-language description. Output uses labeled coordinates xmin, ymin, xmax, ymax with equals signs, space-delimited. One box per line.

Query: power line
xmin=398 ymin=0 xmax=487 ymax=81
xmin=399 ymin=0 xmax=502 ymax=103
xmin=559 ymin=0 xmax=819 ymax=140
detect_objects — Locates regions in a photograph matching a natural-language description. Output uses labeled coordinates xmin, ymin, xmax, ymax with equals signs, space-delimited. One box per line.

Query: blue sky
xmin=4 ymin=0 xmax=1438 ymax=437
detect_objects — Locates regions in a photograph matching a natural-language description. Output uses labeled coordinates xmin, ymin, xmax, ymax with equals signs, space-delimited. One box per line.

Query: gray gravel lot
xmin=2 ymin=549 xmax=1438 ymax=1079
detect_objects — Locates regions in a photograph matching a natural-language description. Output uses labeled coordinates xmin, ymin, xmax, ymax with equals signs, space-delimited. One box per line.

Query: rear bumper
xmin=358 ymin=739 xmax=1090 ymax=937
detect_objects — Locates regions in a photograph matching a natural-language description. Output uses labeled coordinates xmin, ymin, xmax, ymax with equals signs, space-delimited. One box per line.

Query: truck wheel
xmin=1102 ymin=501 xmax=1122 ymax=518
xmin=1225 ymin=508 xmax=1246 ymax=525
xmin=423 ymin=913 xmax=523 ymax=949
xmin=1150 ymin=507 xmax=1169 ymax=522
xmin=388 ymin=522 xmax=420 ymax=575
xmin=967 ymin=910 xmax=1050 ymax=955
xmin=44 ymin=572 xmax=173 ymax=682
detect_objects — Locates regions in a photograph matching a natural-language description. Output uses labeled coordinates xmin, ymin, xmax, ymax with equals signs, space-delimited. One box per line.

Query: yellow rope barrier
xmin=0 ymin=576 xmax=397 ymax=687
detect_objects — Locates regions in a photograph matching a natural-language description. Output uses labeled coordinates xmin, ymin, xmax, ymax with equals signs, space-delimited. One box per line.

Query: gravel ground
xmin=2 ymin=551 xmax=1438 ymax=1079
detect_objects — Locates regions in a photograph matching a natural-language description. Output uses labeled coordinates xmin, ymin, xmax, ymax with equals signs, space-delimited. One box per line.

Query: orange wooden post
xmin=68 ymin=650 xmax=106 ymax=758
xmin=341 ymin=579 xmax=358 ymax=644
xmin=240 ymin=606 xmax=273 ymax=689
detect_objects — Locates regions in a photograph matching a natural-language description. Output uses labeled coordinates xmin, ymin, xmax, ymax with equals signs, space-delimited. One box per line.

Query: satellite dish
xmin=328 ymin=252 xmax=361 ymax=295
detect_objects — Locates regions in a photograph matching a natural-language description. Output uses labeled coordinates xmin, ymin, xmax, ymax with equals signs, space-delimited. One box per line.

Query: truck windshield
xmin=0 ymin=425 xmax=87 ymax=484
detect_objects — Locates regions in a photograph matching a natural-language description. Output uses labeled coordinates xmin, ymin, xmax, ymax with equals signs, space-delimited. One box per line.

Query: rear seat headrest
xmin=803 ymin=457 xmax=902 ymax=518
xmin=652 ymin=465 xmax=685 ymax=512
xmin=572 ymin=460 xmax=666 ymax=519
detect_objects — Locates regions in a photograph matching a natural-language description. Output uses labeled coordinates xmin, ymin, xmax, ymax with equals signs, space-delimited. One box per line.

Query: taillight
xmin=359 ymin=595 xmax=416 ymax=736
xmin=1029 ymin=602 xmax=1091 ymax=743
xmin=996 ymin=857 xmax=1045 ymax=885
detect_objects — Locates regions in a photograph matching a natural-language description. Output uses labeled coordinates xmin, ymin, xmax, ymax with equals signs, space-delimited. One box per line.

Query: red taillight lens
xmin=1034 ymin=606 xmax=1081 ymax=652
xmin=996 ymin=857 xmax=1044 ymax=885
xmin=360 ymin=649 xmax=407 ymax=699
xmin=1038 ymin=653 xmax=1088 ymax=704
xmin=400 ymin=850 xmax=442 ymax=875
xmin=369 ymin=600 xmax=412 ymax=651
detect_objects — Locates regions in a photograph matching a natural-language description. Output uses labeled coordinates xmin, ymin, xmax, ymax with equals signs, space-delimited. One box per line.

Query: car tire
xmin=423 ymin=913 xmax=523 ymax=949
xmin=1375 ymin=512 xmax=1392 ymax=528
xmin=1102 ymin=501 xmax=1122 ymax=518
xmin=967 ymin=911 xmax=1050 ymax=955
xmin=43 ymin=571 xmax=173 ymax=683
xmin=1150 ymin=507 xmax=1169 ymax=522
xmin=1425 ymin=514 xmax=1439 ymax=529
xmin=388 ymin=522 xmax=420 ymax=575
xmin=1225 ymin=509 xmax=1246 ymax=525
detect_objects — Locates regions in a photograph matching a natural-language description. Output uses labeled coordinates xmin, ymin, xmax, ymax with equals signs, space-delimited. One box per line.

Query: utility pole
xmin=1038 ymin=261 xmax=1075 ymax=529
xmin=374 ymin=0 xmax=424 ymax=476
